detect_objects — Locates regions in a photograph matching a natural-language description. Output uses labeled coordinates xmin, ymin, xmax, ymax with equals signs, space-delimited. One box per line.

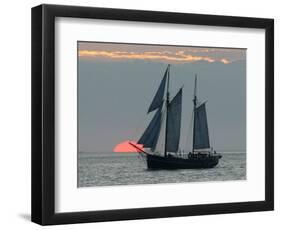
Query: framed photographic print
xmin=31 ymin=4 xmax=274 ymax=225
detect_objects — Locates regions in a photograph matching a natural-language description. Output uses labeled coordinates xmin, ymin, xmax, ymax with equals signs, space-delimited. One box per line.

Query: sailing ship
xmin=130 ymin=64 xmax=222 ymax=169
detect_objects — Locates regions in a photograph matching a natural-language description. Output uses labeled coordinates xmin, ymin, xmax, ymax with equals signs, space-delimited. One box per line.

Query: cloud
xmin=79 ymin=50 xmax=232 ymax=64
xmin=220 ymin=58 xmax=231 ymax=64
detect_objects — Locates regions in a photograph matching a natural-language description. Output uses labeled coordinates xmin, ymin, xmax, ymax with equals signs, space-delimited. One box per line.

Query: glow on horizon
xmin=79 ymin=50 xmax=232 ymax=64
xmin=113 ymin=140 xmax=143 ymax=153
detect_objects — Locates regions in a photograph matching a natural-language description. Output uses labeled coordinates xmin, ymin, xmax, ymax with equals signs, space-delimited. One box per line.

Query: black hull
xmin=146 ymin=154 xmax=221 ymax=169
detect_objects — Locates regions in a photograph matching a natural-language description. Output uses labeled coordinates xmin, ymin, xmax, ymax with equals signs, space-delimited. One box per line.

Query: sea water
xmin=78 ymin=152 xmax=246 ymax=187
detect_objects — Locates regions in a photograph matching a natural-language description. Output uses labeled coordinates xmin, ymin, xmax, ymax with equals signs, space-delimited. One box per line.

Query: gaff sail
xmin=166 ymin=88 xmax=182 ymax=152
xmin=193 ymin=103 xmax=210 ymax=150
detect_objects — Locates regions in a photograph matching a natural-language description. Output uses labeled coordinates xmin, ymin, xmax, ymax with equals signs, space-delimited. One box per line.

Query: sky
xmin=78 ymin=42 xmax=246 ymax=153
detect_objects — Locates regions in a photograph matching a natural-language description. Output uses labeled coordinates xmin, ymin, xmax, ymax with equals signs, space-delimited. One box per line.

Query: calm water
xmin=78 ymin=152 xmax=246 ymax=187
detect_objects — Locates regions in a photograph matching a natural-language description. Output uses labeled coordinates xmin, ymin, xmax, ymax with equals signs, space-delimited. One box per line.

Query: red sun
xmin=113 ymin=140 xmax=144 ymax=153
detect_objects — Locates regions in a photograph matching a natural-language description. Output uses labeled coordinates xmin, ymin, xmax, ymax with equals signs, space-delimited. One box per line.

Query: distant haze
xmin=78 ymin=42 xmax=246 ymax=153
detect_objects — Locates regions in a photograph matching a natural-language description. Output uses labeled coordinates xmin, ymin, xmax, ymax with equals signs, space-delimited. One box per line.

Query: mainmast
xmin=192 ymin=74 xmax=197 ymax=153
xmin=164 ymin=64 xmax=170 ymax=157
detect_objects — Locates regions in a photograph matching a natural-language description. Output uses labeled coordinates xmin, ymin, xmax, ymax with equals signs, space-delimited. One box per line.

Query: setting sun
xmin=113 ymin=140 xmax=143 ymax=153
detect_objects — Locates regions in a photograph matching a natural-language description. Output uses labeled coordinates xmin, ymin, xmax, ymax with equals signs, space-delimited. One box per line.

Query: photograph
xmin=77 ymin=42 xmax=247 ymax=187
xmin=30 ymin=4 xmax=274 ymax=225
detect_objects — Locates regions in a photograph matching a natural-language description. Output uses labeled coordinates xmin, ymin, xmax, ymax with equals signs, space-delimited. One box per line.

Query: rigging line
xmin=137 ymin=152 xmax=146 ymax=165
xmin=134 ymin=150 xmax=147 ymax=166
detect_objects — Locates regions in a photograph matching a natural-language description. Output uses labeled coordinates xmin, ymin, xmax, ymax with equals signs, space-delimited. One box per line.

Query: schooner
xmin=130 ymin=65 xmax=222 ymax=169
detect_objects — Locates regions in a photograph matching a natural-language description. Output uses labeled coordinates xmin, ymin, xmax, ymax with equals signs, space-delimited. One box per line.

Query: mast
xmin=192 ymin=74 xmax=197 ymax=153
xmin=164 ymin=64 xmax=170 ymax=157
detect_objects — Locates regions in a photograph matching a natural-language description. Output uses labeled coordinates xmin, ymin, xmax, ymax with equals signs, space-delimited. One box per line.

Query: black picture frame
xmin=31 ymin=4 xmax=274 ymax=225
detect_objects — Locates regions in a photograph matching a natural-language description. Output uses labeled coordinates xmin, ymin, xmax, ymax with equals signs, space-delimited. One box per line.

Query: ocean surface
xmin=78 ymin=152 xmax=246 ymax=187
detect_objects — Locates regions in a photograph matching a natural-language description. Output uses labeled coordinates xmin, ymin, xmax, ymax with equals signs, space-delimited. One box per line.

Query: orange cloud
xmin=79 ymin=50 xmax=231 ymax=64
xmin=221 ymin=58 xmax=230 ymax=64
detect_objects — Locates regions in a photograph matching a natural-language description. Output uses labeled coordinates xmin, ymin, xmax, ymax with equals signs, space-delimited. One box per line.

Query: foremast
xmin=136 ymin=64 xmax=182 ymax=157
xmin=192 ymin=74 xmax=197 ymax=153
xmin=164 ymin=64 xmax=170 ymax=157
